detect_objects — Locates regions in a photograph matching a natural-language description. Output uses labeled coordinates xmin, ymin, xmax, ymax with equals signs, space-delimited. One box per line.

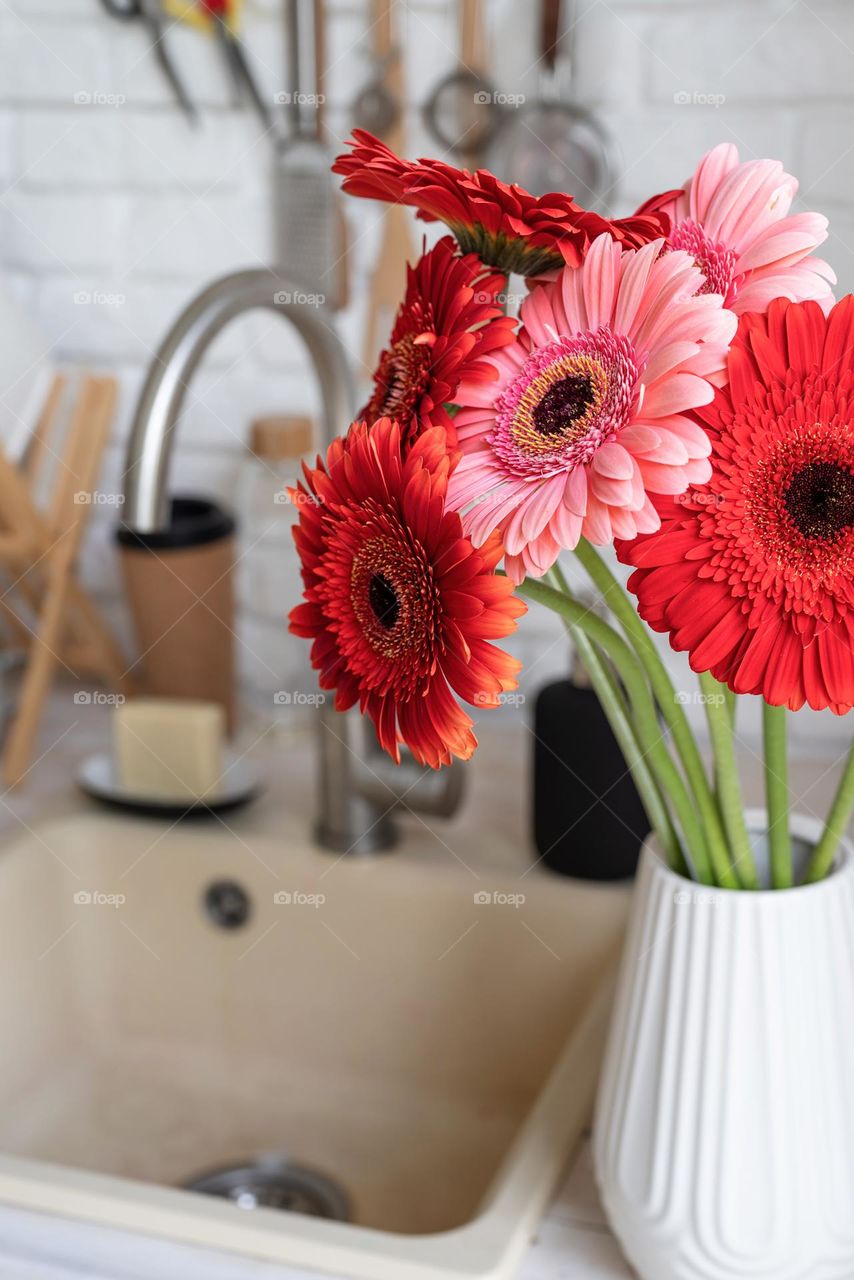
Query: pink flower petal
xmin=549 ymin=501 xmax=584 ymax=549
xmin=737 ymin=224 xmax=827 ymax=274
xmin=447 ymin=457 xmax=505 ymax=507
xmin=689 ymin=143 xmax=739 ymax=225
xmin=635 ymin=494 xmax=661 ymax=534
xmin=563 ymin=466 xmax=589 ymax=516
xmin=521 ymin=474 xmax=567 ymax=543
xmin=706 ymin=159 xmax=790 ymax=248
xmin=609 ymin=505 xmax=641 ymax=540
xmin=654 ymin=415 xmax=713 ymax=459
xmin=582 ymin=494 xmax=614 ymax=544
xmin=520 ymin=285 xmax=562 ymax=349
xmin=613 ymin=239 xmax=660 ymax=334
xmin=582 ymin=233 xmax=619 ymax=330
xmin=503 ymin=498 xmax=531 ymax=556
xmin=641 ymin=372 xmax=716 ymax=417
xmin=659 ymin=144 xmax=833 ymax=318
xmin=590 ymin=470 xmax=636 ymax=507
xmin=643 ymin=341 xmax=701 ymax=386
xmin=637 ymin=458 xmax=699 ymax=494
xmin=593 ymin=441 xmax=635 ymax=479
xmin=465 ymin=484 xmax=528 ymax=545
xmin=619 ymin=424 xmax=662 ymax=453
xmin=629 ymin=428 xmax=690 ymax=466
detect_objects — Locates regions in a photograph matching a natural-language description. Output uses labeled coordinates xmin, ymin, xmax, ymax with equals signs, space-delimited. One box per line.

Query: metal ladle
xmin=351 ymin=49 xmax=400 ymax=138
xmin=422 ymin=0 xmax=501 ymax=167
xmin=498 ymin=0 xmax=617 ymax=207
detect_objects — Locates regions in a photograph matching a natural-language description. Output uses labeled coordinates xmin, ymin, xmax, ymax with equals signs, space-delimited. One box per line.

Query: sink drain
xmin=203 ymin=879 xmax=251 ymax=930
xmin=183 ymin=1156 xmax=350 ymax=1220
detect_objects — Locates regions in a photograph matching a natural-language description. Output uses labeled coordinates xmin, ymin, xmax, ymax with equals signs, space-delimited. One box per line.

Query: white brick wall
xmin=2 ymin=0 xmax=853 ymax=752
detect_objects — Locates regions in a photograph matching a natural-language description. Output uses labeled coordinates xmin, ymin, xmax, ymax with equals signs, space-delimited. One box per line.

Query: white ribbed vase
xmin=593 ymin=811 xmax=854 ymax=1280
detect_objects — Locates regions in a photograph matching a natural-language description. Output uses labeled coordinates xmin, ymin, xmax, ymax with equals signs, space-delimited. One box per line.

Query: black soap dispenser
xmin=532 ymin=639 xmax=649 ymax=880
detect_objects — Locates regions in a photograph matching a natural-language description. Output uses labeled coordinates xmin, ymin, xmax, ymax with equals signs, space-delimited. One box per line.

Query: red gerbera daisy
xmin=288 ymin=418 xmax=525 ymax=767
xmin=616 ymin=296 xmax=854 ymax=713
xmin=362 ymin=237 xmax=516 ymax=451
xmin=334 ymin=130 xmax=671 ymax=277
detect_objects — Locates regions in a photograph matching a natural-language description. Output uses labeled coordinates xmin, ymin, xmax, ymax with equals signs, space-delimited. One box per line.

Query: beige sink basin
xmin=0 ymin=810 xmax=628 ymax=1279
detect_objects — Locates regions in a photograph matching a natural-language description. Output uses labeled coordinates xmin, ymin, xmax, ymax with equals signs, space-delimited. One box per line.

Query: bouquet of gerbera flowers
xmin=290 ymin=134 xmax=849 ymax=892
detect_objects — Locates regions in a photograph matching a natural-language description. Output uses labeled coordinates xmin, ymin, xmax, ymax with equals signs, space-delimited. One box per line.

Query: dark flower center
xmin=367 ymin=334 xmax=431 ymax=422
xmin=351 ymin=534 xmax=432 ymax=662
xmin=368 ymin=572 xmax=401 ymax=630
xmin=784 ymin=462 xmax=854 ymax=541
xmin=532 ymin=375 xmax=595 ymax=436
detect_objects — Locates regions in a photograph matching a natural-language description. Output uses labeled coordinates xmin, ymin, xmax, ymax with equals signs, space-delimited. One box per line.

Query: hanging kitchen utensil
xmin=99 ymin=0 xmax=198 ymax=124
xmin=199 ymin=0 xmax=277 ymax=131
xmin=272 ymin=0 xmax=344 ymax=309
xmin=312 ymin=0 xmax=350 ymax=311
xmin=163 ymin=0 xmax=243 ymax=30
xmin=498 ymin=0 xmax=616 ymax=206
xmin=351 ymin=49 xmax=399 ymax=139
xmin=361 ymin=0 xmax=415 ymax=368
xmin=422 ymin=0 xmax=500 ymax=167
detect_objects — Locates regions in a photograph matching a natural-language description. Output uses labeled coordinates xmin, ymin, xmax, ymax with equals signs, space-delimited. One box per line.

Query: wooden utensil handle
xmin=541 ymin=0 xmax=562 ymax=71
xmin=373 ymin=0 xmax=393 ymax=60
xmin=314 ymin=0 xmax=325 ymax=131
xmin=461 ymin=0 xmax=485 ymax=68
xmin=372 ymin=0 xmax=403 ymax=137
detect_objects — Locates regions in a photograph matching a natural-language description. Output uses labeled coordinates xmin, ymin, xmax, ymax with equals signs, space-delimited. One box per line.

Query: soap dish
xmin=76 ymin=751 xmax=262 ymax=818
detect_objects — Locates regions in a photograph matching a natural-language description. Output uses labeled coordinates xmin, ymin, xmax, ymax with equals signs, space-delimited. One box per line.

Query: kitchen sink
xmin=0 ymin=810 xmax=628 ymax=1279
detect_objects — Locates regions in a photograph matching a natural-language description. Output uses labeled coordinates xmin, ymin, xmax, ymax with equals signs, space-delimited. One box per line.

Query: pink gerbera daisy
xmin=637 ymin=143 xmax=835 ymax=314
xmin=447 ymin=232 xmax=737 ymax=582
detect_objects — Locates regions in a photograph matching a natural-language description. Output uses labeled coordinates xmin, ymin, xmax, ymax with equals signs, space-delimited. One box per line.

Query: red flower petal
xmin=360 ymin=236 xmax=515 ymax=451
xmin=618 ymin=297 xmax=854 ymax=713
xmin=334 ymin=131 xmax=670 ymax=277
xmin=288 ymin=418 xmax=525 ymax=766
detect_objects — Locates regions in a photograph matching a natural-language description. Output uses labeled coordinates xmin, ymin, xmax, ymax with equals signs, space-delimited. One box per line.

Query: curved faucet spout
xmin=123 ymin=270 xmax=354 ymax=532
xmin=120 ymin=269 xmax=465 ymax=853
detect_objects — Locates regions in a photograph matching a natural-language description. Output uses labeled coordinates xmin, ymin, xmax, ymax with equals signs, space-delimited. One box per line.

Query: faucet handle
xmin=357 ymin=726 xmax=467 ymax=820
xmin=314 ymin=702 xmax=466 ymax=855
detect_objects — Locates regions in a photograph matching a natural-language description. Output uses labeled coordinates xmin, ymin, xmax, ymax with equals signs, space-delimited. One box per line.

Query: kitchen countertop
xmin=0 ymin=692 xmax=849 ymax=1280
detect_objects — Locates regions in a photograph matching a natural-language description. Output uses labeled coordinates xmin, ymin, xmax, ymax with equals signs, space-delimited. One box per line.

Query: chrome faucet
xmin=121 ymin=270 xmax=464 ymax=854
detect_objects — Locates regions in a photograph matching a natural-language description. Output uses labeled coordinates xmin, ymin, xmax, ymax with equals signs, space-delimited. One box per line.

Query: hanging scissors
xmin=198 ymin=0 xmax=277 ymax=132
xmin=99 ymin=0 xmax=199 ymax=125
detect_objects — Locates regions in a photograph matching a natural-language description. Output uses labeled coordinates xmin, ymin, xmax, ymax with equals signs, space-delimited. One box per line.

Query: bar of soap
xmin=114 ymin=698 xmax=225 ymax=801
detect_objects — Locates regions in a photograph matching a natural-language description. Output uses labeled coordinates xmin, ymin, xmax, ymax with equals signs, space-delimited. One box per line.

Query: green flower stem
xmin=545 ymin=567 xmax=685 ymax=874
xmin=518 ymin=576 xmax=714 ymax=883
xmin=805 ymin=742 xmax=854 ymax=884
xmin=563 ymin=616 xmax=684 ymax=875
xmin=573 ymin=538 xmax=735 ymax=887
xmin=762 ymin=702 xmax=792 ymax=889
xmin=699 ymin=672 xmax=758 ymax=888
